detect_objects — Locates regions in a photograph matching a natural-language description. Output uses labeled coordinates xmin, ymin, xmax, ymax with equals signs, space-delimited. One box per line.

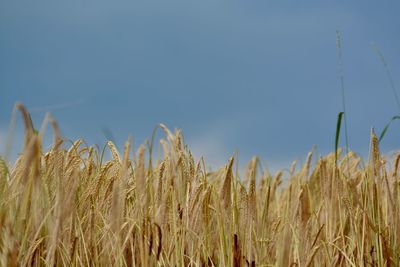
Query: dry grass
xmin=0 ymin=104 xmax=399 ymax=266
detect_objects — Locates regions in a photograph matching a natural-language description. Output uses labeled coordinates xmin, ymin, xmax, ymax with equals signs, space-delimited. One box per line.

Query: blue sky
xmin=1 ymin=0 xmax=400 ymax=170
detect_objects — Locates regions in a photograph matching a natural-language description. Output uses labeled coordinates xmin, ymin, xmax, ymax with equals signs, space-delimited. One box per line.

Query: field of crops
xmin=0 ymin=104 xmax=399 ymax=266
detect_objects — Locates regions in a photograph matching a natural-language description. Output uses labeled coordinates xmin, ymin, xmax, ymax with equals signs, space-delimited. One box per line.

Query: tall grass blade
xmin=372 ymin=43 xmax=400 ymax=112
xmin=336 ymin=31 xmax=350 ymax=176
xmin=378 ymin=115 xmax=400 ymax=143
xmin=335 ymin=111 xmax=344 ymax=166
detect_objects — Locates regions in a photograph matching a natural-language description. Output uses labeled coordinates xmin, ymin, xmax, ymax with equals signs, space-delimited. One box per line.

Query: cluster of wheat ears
xmin=0 ymin=103 xmax=399 ymax=267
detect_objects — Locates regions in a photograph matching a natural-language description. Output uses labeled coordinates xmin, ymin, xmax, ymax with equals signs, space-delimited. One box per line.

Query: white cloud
xmin=184 ymin=114 xmax=298 ymax=178
xmin=188 ymin=133 xmax=297 ymax=181
xmin=187 ymin=131 xmax=232 ymax=172
xmin=29 ymin=98 xmax=85 ymax=113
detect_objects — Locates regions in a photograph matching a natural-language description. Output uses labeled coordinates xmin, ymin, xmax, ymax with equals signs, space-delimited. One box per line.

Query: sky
xmin=1 ymin=0 xmax=400 ymax=171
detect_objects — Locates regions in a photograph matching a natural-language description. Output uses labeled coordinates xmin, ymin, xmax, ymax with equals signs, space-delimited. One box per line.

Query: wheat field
xmin=0 ymin=103 xmax=399 ymax=266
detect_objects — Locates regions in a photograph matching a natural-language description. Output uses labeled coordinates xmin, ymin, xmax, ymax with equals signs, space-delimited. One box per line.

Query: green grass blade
xmin=336 ymin=31 xmax=350 ymax=176
xmin=372 ymin=44 xmax=400 ymax=113
xmin=335 ymin=112 xmax=344 ymax=166
xmin=379 ymin=115 xmax=400 ymax=142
